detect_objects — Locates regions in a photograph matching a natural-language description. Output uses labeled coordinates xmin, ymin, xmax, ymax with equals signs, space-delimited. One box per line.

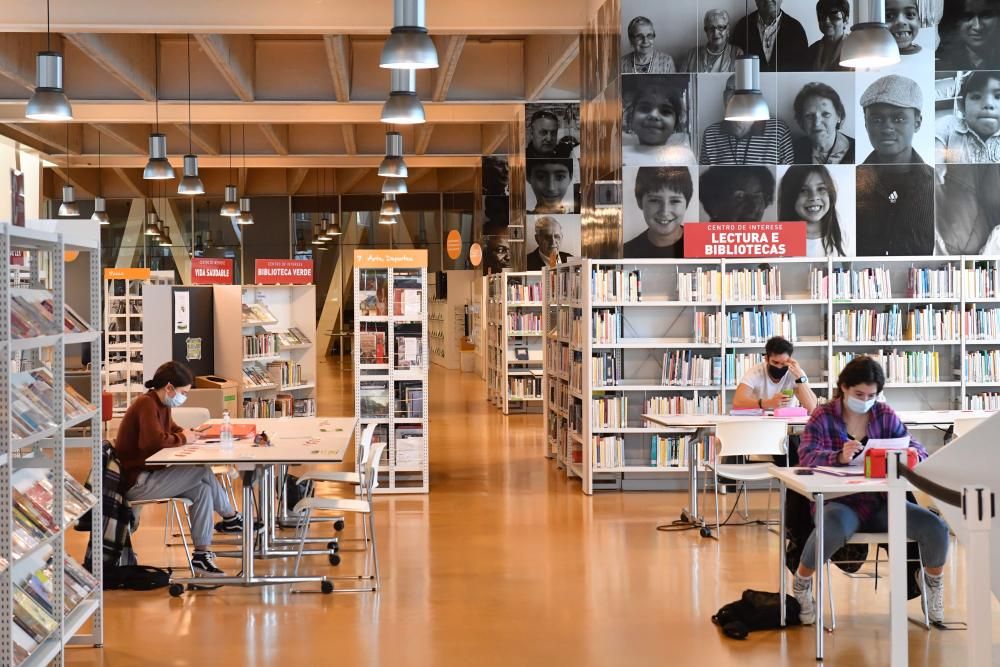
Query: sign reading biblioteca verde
xmin=254 ymin=258 xmax=313 ymax=285
xmin=683 ymin=222 xmax=806 ymax=258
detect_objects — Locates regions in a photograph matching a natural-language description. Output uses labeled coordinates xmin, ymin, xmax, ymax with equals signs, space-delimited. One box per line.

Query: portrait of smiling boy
xmin=623 ymin=166 xmax=693 ymax=258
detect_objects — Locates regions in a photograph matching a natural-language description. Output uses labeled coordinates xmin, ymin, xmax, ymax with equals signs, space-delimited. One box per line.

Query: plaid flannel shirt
xmin=83 ymin=441 xmax=137 ymax=572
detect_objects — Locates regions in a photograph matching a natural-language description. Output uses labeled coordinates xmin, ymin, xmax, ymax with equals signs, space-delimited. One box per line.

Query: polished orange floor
xmin=65 ymin=357 xmax=996 ymax=666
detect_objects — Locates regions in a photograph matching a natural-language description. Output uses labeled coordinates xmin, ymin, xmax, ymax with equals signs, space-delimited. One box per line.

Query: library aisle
xmin=64 ymin=359 xmax=990 ymax=666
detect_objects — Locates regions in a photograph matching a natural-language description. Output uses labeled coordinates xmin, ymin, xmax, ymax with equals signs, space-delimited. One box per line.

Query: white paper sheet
xmin=846 ymin=436 xmax=911 ymax=467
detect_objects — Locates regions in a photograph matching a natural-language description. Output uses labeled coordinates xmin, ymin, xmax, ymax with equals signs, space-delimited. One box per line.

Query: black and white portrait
xmin=482 ymin=156 xmax=510 ymax=196
xmin=856 ymin=72 xmax=935 ymax=164
xmin=777 ymin=164 xmax=856 ymax=255
xmin=935 ymin=163 xmax=1000 ymax=253
xmin=699 ymin=165 xmax=778 ymax=221
xmin=525 ymin=103 xmax=580 ymax=159
xmin=526 ymin=157 xmax=580 ymax=215
xmin=935 ymin=70 xmax=1000 ymax=163
xmin=684 ymin=8 xmax=745 ymax=73
xmin=776 ymin=72 xmax=856 ymax=164
xmin=623 ymin=165 xmax=698 ymax=258
xmin=622 ymin=74 xmax=696 ymax=166
xmin=936 ymin=0 xmax=1000 ymax=71
xmin=730 ymin=0 xmax=810 ymax=72
xmin=856 ymin=163 xmax=935 ymax=255
xmin=482 ymin=233 xmax=512 ymax=275
xmin=483 ymin=195 xmax=510 ymax=235
xmin=697 ymin=72 xmax=794 ymax=164
xmin=620 ymin=9 xmax=692 ymax=74
xmin=526 ymin=214 xmax=581 ymax=270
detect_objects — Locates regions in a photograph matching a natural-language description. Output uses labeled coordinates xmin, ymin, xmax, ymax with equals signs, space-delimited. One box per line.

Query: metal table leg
xmin=814 ymin=492 xmax=825 ymax=661
xmin=779 ymin=481 xmax=787 ymax=626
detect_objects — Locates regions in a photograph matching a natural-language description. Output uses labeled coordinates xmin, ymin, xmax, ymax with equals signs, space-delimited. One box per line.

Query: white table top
xmin=642 ymin=410 xmax=993 ymax=429
xmin=145 ymin=416 xmax=357 ymax=466
xmin=768 ymin=464 xmax=890 ymax=497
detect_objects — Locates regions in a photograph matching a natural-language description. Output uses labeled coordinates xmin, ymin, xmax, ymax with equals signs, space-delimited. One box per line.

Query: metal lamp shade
xmin=328 ymin=218 xmax=343 ymax=236
xmin=57 ymin=185 xmax=79 ymax=217
xmin=382 ymin=178 xmax=408 ymax=195
xmin=311 ymin=224 xmax=325 ymax=244
xmin=378 ymin=214 xmax=398 ymax=225
xmin=381 ymin=70 xmax=425 ymax=124
xmin=381 ymin=196 xmax=401 ymax=216
xmin=380 ymin=0 xmax=438 ymax=69
xmin=379 ymin=156 xmax=408 ymax=178
xmin=724 ymin=56 xmax=769 ymax=122
xmin=158 ymin=226 xmax=173 ymax=246
xmin=177 ymin=155 xmax=205 ymax=195
xmin=144 ymin=212 xmax=160 ymax=236
xmin=318 ymin=216 xmax=332 ymax=241
xmin=220 ymin=185 xmax=240 ymax=216
xmin=91 ymin=196 xmax=110 ymax=224
xmin=236 ymin=197 xmax=254 ymax=225
xmin=840 ymin=23 xmax=901 ymax=69
xmin=25 ymin=52 xmax=72 ymax=121
xmin=143 ymin=133 xmax=175 ymax=180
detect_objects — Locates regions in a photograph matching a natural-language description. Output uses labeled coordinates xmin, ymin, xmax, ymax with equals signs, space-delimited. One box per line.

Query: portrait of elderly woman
xmin=622 ymin=74 xmax=696 ymax=166
xmin=620 ymin=16 xmax=676 ymax=74
xmin=792 ymin=81 xmax=855 ymax=164
xmin=699 ymin=166 xmax=776 ymax=222
xmin=807 ymin=0 xmax=850 ymax=71
xmin=683 ymin=9 xmax=744 ymax=72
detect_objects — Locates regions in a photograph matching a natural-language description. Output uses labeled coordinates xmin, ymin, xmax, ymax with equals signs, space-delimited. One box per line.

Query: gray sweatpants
xmin=126 ymin=466 xmax=234 ymax=547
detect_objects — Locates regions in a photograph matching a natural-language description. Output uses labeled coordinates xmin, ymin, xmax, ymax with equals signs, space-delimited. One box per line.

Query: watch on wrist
xmin=796 ymin=375 xmax=809 ymax=384
xmin=758 ymin=398 xmax=763 ymax=409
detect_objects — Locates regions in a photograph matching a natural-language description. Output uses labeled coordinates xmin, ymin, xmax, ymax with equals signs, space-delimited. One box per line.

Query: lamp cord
xmin=46 ymin=0 xmax=51 ymax=51
xmin=97 ymin=133 xmax=101 ymax=196
xmin=153 ymin=35 xmax=159 ymax=133
xmin=187 ymin=34 xmax=193 ymax=154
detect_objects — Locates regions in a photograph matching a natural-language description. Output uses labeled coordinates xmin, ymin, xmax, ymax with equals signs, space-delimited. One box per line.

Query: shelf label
xmin=354 ymin=248 xmax=428 ymax=269
xmin=683 ymin=222 xmax=806 ymax=258
xmin=103 ymin=267 xmax=151 ymax=280
xmin=254 ymin=258 xmax=314 ymax=285
xmin=191 ymin=257 xmax=234 ymax=285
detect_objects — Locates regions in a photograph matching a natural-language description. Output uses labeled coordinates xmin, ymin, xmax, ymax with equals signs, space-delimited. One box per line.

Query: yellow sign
xmin=104 ymin=267 xmax=152 ymax=280
xmin=354 ymin=248 xmax=428 ymax=269
xmin=469 ymin=243 xmax=483 ymax=267
xmin=446 ymin=230 xmax=462 ymax=260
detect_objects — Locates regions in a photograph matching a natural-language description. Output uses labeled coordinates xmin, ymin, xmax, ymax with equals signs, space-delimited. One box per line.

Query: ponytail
xmin=144 ymin=361 xmax=194 ymax=390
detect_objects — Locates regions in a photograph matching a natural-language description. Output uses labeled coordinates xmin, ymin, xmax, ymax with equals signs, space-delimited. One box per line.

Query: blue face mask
xmin=845 ymin=395 xmax=875 ymax=414
xmin=165 ymin=388 xmax=187 ymax=408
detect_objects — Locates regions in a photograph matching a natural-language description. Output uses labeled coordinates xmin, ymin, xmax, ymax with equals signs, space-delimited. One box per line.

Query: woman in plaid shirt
xmin=791 ymin=356 xmax=949 ymax=625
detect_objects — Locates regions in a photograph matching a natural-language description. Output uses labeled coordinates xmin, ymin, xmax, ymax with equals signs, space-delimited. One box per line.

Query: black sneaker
xmin=191 ymin=551 xmax=226 ymax=577
xmin=215 ymin=513 xmax=243 ymax=534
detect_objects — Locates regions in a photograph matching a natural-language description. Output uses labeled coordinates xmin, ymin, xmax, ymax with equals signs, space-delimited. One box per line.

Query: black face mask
xmin=767 ymin=364 xmax=789 ymax=380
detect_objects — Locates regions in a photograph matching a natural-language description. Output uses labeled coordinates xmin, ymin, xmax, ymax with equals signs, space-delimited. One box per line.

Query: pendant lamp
xmin=381 ymin=194 xmax=401 ymax=217
xmin=57 ymin=125 xmax=78 ymax=216
xmin=378 ymin=214 xmax=398 ymax=225
xmin=25 ymin=0 xmax=72 ymax=121
xmin=220 ymin=127 xmax=240 ymax=216
xmin=380 ymin=0 xmax=439 ymax=70
xmin=144 ymin=36 xmax=175 ymax=180
xmin=91 ymin=134 xmax=110 ymax=223
xmin=178 ymin=35 xmax=205 ymax=195
xmin=144 ymin=210 xmax=160 ymax=237
xmin=378 ymin=132 xmax=408 ymax=178
xmin=159 ymin=224 xmax=173 ymax=247
xmin=724 ymin=56 xmax=769 ymax=122
xmin=840 ymin=0 xmax=901 ymax=69
xmin=382 ymin=178 xmax=407 ymax=195
xmin=381 ymin=70 xmax=425 ymax=124
xmin=236 ymin=197 xmax=254 ymax=225
xmin=328 ymin=216 xmax=343 ymax=236
xmin=311 ymin=222 xmax=325 ymax=244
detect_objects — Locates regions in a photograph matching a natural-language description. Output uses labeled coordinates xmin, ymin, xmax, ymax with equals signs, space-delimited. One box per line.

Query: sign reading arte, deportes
xmin=683 ymin=222 xmax=806 ymax=258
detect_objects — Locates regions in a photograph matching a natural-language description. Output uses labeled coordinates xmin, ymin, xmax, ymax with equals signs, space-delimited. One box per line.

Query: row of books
xmin=908 ymin=266 xmax=960 ymax=299
xmin=509 ymin=376 xmax=542 ymax=399
xmin=726 ymin=310 xmax=797 ymax=344
xmin=968 ymin=393 xmax=1000 ymax=410
xmin=650 ymin=435 xmax=694 ymax=468
xmin=509 ymin=281 xmax=542 ymax=303
xmin=243 ymin=332 xmax=277 ymax=359
xmin=832 ymin=267 xmax=892 ymax=300
xmin=570 ymin=357 xmax=583 ymax=392
xmin=592 ymin=351 xmax=618 ymax=386
xmin=965 ymin=350 xmax=1000 ymax=383
xmin=677 ymin=268 xmax=721 ymax=302
xmin=241 ymin=302 xmax=278 ymax=326
xmin=13 ymin=470 xmax=97 ymax=562
xmin=507 ymin=312 xmax=542 ymax=333
xmin=592 ymin=435 xmax=624 ymax=469
xmin=832 ymin=306 xmax=959 ymax=343
xmin=694 ymin=312 xmax=722 ymax=344
xmin=725 ymin=267 xmax=781 ymax=302
xmin=592 ymin=395 xmax=629 ymax=428
xmin=965 ymin=265 xmax=1000 ymax=299
xmin=591 ymin=267 xmax=642 ymax=302
xmin=592 ymin=309 xmax=619 ymax=344
xmin=644 ymin=395 xmax=721 ymax=415
xmin=725 ymin=352 xmax=764 ymax=386
xmin=266 ymin=360 xmax=306 ymax=387
xmin=964 ymin=307 xmax=1000 ymax=340
xmin=548 ymin=267 xmax=582 ymax=303
xmin=11 ymin=368 xmax=95 ymax=440
xmin=242 ymin=363 xmax=275 ymax=389
xmin=12 ymin=294 xmax=90 ymax=339
xmin=832 ymin=350 xmax=941 ymax=384
xmin=661 ymin=351 xmax=722 ymax=386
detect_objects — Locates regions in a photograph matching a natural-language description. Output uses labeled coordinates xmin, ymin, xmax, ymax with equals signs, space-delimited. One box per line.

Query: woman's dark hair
xmin=792 ymin=82 xmax=846 ymax=129
xmin=144 ymin=361 xmax=194 ymax=390
xmin=764 ymin=336 xmax=794 ymax=357
xmin=815 ymin=0 xmax=850 ymax=21
xmin=959 ymin=70 xmax=1000 ymax=112
xmin=699 ymin=166 xmax=775 ymax=218
xmin=835 ymin=356 xmax=885 ymax=397
xmin=938 ymin=0 xmax=998 ymax=52
xmin=778 ymin=165 xmax=846 ymax=256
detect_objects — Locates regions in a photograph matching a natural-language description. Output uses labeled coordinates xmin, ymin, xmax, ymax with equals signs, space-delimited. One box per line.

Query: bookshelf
xmin=213 ymin=285 xmax=318 ymax=419
xmin=354 ymin=249 xmax=429 ymax=494
xmin=485 ymin=271 xmax=544 ymax=415
xmin=544 ymin=256 xmax=997 ymax=494
xmin=1 ymin=222 xmax=104 ymax=664
xmin=428 ymin=270 xmax=476 ymax=371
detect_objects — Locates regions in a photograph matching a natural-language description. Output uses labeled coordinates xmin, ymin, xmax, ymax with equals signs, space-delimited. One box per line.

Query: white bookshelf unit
xmin=485 ymin=271 xmax=544 ymax=414
xmin=544 ymin=256 xmax=997 ymax=494
xmin=1 ymin=222 xmax=104 ymax=664
xmin=354 ymin=250 xmax=429 ymax=494
xmin=428 ymin=270 xmax=476 ymax=371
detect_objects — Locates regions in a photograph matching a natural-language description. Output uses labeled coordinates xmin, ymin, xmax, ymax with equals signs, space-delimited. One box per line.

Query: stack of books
xmin=242 ymin=363 xmax=275 ymax=389
xmin=241 ymin=303 xmax=278 ymax=326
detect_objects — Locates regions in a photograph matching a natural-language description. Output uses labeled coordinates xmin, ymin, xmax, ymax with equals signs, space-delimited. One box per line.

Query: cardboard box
xmin=194 ymin=375 xmax=238 ymax=416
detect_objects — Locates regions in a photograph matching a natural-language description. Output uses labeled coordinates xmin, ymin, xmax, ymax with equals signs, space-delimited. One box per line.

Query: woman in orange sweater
xmin=116 ymin=361 xmax=239 ymax=576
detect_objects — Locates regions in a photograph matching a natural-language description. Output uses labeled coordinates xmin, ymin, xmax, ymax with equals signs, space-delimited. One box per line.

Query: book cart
xmin=544 ymin=256 xmax=998 ymax=494
xmin=485 ymin=271 xmax=543 ymax=415
xmin=354 ymin=249 xmax=429 ymax=494
xmin=1 ymin=222 xmax=104 ymax=664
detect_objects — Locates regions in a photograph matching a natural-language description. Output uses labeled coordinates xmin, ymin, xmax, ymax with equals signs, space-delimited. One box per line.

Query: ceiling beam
xmin=523 ymin=34 xmax=579 ymax=101
xmin=286 ymin=167 xmax=310 ymax=195
xmin=432 ymin=36 xmax=466 ymax=102
xmin=50 ymin=166 xmax=96 ymax=199
xmin=0 ymin=33 xmax=52 ymax=93
xmin=336 ymin=167 xmax=368 ymax=193
xmin=195 ymin=34 xmax=255 ymax=102
xmin=322 ymin=35 xmax=351 ymax=103
xmin=174 ymin=123 xmax=220 ymax=155
xmin=51 ymin=154 xmax=482 ymax=169
xmin=407 ymin=167 xmax=433 ymax=187
xmin=481 ymin=123 xmax=507 ymax=155
xmin=2 ymin=122 xmax=79 ymax=155
xmin=64 ymin=33 xmax=156 ymax=101
xmin=439 ymin=167 xmax=474 ymax=191
xmin=238 ymin=166 xmax=248 ymax=194
xmin=259 ymin=123 xmax=289 ymax=155
xmin=92 ymin=123 xmax=149 ymax=155
xmin=341 ymin=125 xmax=357 ymax=155
xmin=0 ymin=101 xmax=520 ymax=124
xmin=415 ymin=124 xmax=434 ymax=155
xmin=112 ymin=167 xmax=146 ymax=198
xmin=0 ymin=123 xmax=57 ymax=154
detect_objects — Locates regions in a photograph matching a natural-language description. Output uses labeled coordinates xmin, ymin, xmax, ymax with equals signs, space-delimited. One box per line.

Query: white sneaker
xmin=918 ymin=571 xmax=944 ymax=624
xmin=793 ymin=575 xmax=816 ymax=625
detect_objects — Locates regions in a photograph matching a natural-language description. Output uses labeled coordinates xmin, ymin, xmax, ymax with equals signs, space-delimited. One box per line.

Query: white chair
xmin=291 ymin=440 xmax=386 ymax=592
xmin=130 ymin=496 xmax=195 ymax=577
xmin=705 ymin=420 xmax=789 ymax=537
xmin=953 ymin=416 xmax=987 ymax=440
xmin=172 ymin=406 xmax=239 ymax=510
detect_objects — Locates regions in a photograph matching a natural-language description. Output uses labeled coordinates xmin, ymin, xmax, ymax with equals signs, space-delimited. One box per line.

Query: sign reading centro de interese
xmin=254 ymin=258 xmax=314 ymax=285
xmin=683 ymin=222 xmax=806 ymax=258
xmin=191 ymin=257 xmax=234 ymax=285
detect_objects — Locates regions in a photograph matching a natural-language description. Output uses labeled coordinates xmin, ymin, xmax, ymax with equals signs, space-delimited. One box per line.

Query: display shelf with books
xmin=354 ymin=250 xmax=429 ymax=493
xmin=486 ymin=271 xmax=544 ymax=415
xmin=213 ymin=285 xmax=317 ymax=419
xmin=0 ymin=221 xmax=104 ymax=665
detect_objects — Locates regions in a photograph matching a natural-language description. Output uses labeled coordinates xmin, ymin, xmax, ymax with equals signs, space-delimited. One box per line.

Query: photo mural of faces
xmin=611 ymin=0 xmax=1000 ymax=257
xmin=482 ymin=155 xmax=511 ymax=274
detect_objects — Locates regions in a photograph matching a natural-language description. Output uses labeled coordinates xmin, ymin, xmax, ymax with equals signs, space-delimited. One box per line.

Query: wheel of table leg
xmin=169 ymin=583 xmax=185 ymax=597
xmin=329 ymin=553 xmax=341 ymax=566
xmin=321 ymin=580 xmax=334 ymax=594
xmin=327 ymin=541 xmax=340 ymax=552
xmin=680 ymin=511 xmax=690 ymax=523
xmin=334 ymin=520 xmax=346 ymax=531
xmin=700 ymin=527 xmax=712 ymax=538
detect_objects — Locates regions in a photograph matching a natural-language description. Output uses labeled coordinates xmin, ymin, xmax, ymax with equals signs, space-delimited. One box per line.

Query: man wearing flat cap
xmin=856 ymin=74 xmax=934 ymax=255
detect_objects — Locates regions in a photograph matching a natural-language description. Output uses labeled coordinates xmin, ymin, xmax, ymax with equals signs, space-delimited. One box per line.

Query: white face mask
xmin=845 ymin=395 xmax=875 ymax=414
xmin=165 ymin=387 xmax=188 ymax=408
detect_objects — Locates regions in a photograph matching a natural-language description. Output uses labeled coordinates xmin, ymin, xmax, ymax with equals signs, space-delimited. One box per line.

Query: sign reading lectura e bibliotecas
xmin=354 ymin=248 xmax=428 ymax=269
xmin=683 ymin=222 xmax=806 ymax=258
xmin=254 ymin=258 xmax=314 ymax=285
xmin=191 ymin=257 xmax=234 ymax=285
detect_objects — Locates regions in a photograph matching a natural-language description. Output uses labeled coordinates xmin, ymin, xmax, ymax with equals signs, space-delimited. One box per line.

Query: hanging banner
xmin=683 ymin=222 xmax=806 ymax=258
xmin=354 ymin=248 xmax=428 ymax=269
xmin=104 ymin=267 xmax=151 ymax=281
xmin=254 ymin=258 xmax=314 ymax=285
xmin=191 ymin=257 xmax=234 ymax=285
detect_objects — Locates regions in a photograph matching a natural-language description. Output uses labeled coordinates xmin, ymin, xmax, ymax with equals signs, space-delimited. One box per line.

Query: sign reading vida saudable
xmin=191 ymin=257 xmax=234 ymax=285
xmin=254 ymin=259 xmax=314 ymax=285
xmin=683 ymin=222 xmax=806 ymax=258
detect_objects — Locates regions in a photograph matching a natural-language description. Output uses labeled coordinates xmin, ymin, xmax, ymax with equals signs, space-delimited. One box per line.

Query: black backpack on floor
xmin=712 ymin=589 xmax=801 ymax=640
xmin=103 ymin=564 xmax=172 ymax=591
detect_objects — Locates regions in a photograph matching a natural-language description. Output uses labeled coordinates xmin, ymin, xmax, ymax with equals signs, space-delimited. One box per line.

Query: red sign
xmin=191 ymin=257 xmax=234 ymax=285
xmin=254 ymin=258 xmax=313 ymax=285
xmin=684 ymin=222 xmax=806 ymax=258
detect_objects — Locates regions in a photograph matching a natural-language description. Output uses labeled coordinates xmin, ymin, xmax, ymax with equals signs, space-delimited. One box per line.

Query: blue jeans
xmin=799 ymin=500 xmax=949 ymax=571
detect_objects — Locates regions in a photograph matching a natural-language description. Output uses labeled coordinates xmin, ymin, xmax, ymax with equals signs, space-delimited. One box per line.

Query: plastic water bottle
xmin=220 ymin=410 xmax=233 ymax=450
